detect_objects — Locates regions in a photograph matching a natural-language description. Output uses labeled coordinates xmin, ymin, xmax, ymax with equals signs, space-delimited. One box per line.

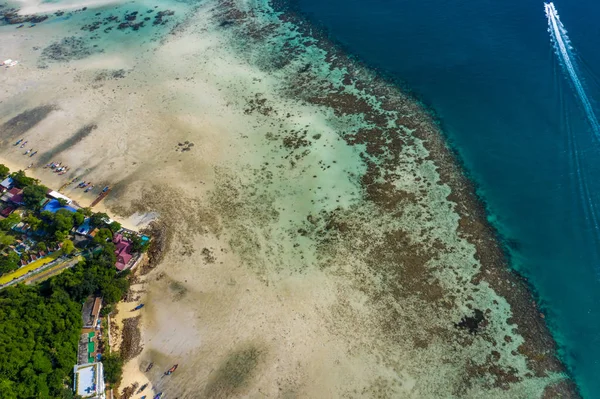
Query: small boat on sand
xmin=137 ymin=383 xmax=148 ymax=394
xmin=145 ymin=362 xmax=154 ymax=372
xmin=164 ymin=364 xmax=178 ymax=375
xmin=84 ymin=185 xmax=94 ymax=193
xmin=16 ymin=24 xmax=24 ymax=28
xmin=20 ymin=141 xmax=28 ymax=148
xmin=23 ymin=149 xmax=31 ymax=155
xmin=153 ymin=393 xmax=162 ymax=399
xmin=133 ymin=303 xmax=144 ymax=311
xmin=29 ymin=151 xmax=37 ymax=157
xmin=14 ymin=139 xmax=23 ymax=146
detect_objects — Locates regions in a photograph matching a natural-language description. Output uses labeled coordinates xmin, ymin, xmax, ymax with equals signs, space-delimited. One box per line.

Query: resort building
xmin=113 ymin=233 xmax=133 ymax=271
xmin=47 ymin=190 xmax=73 ymax=205
xmin=0 ymin=188 xmax=24 ymax=205
xmin=73 ymin=362 xmax=106 ymax=399
xmin=82 ymin=296 xmax=102 ymax=329
xmin=0 ymin=177 xmax=14 ymax=192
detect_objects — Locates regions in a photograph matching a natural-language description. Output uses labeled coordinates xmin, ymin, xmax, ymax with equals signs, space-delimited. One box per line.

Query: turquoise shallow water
xmin=289 ymin=0 xmax=600 ymax=396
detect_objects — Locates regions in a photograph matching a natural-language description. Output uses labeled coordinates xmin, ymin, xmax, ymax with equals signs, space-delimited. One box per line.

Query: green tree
xmin=130 ymin=234 xmax=149 ymax=253
xmin=73 ymin=211 xmax=85 ymax=227
xmin=108 ymin=221 xmax=121 ymax=234
xmin=22 ymin=185 xmax=48 ymax=209
xmin=93 ymin=228 xmax=113 ymax=244
xmin=54 ymin=231 xmax=67 ymax=242
xmin=0 ymin=213 xmax=20 ymax=231
xmin=102 ymin=353 xmax=123 ymax=385
xmin=24 ymin=214 xmax=41 ymax=230
xmin=0 ymin=164 xmax=10 ymax=180
xmin=53 ymin=209 xmax=74 ymax=233
xmin=36 ymin=242 xmax=47 ymax=252
xmin=90 ymin=212 xmax=109 ymax=228
xmin=0 ymin=252 xmax=20 ymax=275
xmin=10 ymin=170 xmax=36 ymax=188
xmin=0 ymin=231 xmax=15 ymax=249
xmin=61 ymin=239 xmax=75 ymax=256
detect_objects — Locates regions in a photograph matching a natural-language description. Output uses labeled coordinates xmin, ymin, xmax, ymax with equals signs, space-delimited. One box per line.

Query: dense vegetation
xmin=0 ymin=167 xmax=136 ymax=398
xmin=0 ymin=244 xmax=130 ymax=398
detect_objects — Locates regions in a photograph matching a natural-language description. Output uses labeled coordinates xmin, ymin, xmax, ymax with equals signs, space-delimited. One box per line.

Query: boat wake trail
xmin=545 ymin=2 xmax=600 ymax=140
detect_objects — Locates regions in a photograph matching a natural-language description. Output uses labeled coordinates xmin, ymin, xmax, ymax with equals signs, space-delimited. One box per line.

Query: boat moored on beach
xmin=164 ymin=364 xmax=178 ymax=375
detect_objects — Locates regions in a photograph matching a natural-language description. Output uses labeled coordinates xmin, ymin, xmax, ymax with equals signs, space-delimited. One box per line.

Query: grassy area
xmin=0 ymin=252 xmax=61 ymax=285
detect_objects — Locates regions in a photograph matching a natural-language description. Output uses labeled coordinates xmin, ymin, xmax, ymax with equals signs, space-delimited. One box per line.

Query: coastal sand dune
xmin=0 ymin=0 xmax=576 ymax=397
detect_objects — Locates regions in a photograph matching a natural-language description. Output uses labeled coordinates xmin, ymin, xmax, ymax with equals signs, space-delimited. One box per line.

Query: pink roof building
xmin=113 ymin=233 xmax=133 ymax=271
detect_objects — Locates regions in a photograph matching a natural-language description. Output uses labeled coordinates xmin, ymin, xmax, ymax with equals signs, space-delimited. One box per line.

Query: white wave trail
xmin=545 ymin=2 xmax=600 ymax=139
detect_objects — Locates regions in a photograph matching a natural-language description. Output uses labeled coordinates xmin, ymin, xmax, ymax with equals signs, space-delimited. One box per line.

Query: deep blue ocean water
xmin=290 ymin=0 xmax=600 ymax=396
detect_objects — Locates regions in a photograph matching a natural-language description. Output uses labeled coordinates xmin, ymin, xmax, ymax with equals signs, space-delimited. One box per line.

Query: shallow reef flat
xmin=0 ymin=0 xmax=577 ymax=397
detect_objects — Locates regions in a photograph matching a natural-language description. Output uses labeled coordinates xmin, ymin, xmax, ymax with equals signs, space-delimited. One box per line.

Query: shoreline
xmin=0 ymin=0 xmax=581 ymax=396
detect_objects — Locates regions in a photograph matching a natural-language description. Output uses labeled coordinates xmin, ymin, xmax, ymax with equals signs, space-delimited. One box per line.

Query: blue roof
xmin=42 ymin=199 xmax=77 ymax=214
xmin=76 ymin=218 xmax=92 ymax=235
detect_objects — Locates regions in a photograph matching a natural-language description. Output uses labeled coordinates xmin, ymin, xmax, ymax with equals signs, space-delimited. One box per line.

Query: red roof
xmin=113 ymin=234 xmax=134 ymax=270
xmin=7 ymin=188 xmax=21 ymax=196
xmin=0 ymin=206 xmax=14 ymax=217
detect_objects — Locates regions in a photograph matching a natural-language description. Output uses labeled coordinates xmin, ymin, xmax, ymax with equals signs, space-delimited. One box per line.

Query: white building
xmin=73 ymin=362 xmax=106 ymax=399
xmin=48 ymin=190 xmax=73 ymax=205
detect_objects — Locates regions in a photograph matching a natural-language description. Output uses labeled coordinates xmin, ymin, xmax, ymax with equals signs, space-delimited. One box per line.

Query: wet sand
xmin=0 ymin=0 xmax=578 ymax=397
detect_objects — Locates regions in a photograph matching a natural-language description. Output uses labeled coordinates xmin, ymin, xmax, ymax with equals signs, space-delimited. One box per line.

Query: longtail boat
xmin=137 ymin=383 xmax=148 ymax=394
xmin=164 ymin=364 xmax=178 ymax=375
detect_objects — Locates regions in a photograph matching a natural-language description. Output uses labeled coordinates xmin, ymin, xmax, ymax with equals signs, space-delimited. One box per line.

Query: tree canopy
xmin=0 ymin=285 xmax=82 ymax=399
xmin=0 ymin=242 xmax=130 ymax=398
xmin=0 ymin=164 xmax=9 ymax=180
xmin=23 ymin=185 xmax=49 ymax=209
xmin=10 ymin=171 xmax=37 ymax=189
